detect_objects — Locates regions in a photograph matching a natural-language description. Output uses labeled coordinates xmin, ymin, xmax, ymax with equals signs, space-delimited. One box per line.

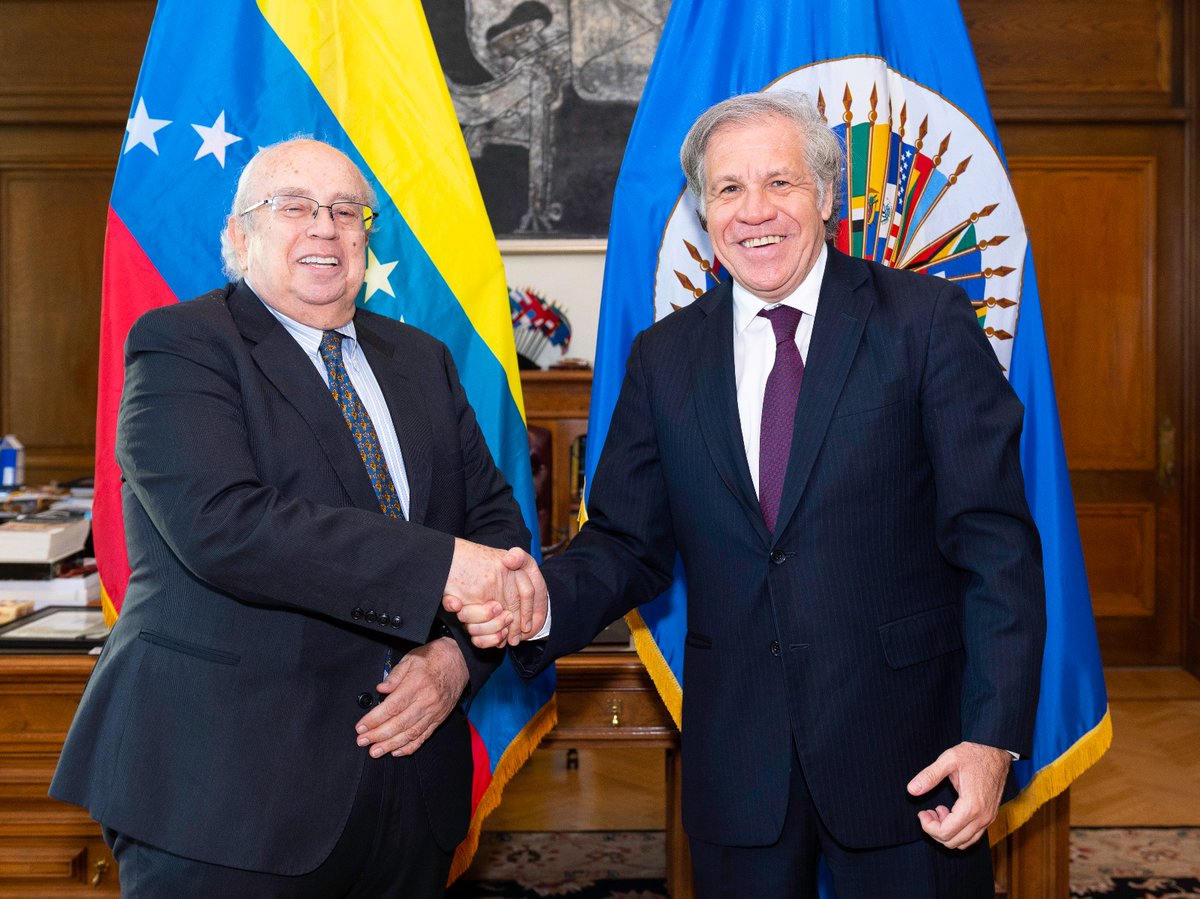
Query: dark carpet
xmin=447 ymin=828 xmax=1200 ymax=898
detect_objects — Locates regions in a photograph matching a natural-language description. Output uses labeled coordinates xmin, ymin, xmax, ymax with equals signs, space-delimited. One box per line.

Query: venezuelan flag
xmin=95 ymin=0 xmax=555 ymax=875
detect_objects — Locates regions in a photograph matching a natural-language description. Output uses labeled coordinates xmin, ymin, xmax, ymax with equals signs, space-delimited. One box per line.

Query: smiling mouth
xmin=298 ymin=255 xmax=339 ymax=268
xmin=740 ymin=235 xmax=784 ymax=248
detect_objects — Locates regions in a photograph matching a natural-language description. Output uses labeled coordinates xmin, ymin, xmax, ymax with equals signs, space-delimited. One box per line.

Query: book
xmin=0 ymin=599 xmax=34 ymax=625
xmin=0 ymin=513 xmax=90 ymax=563
xmin=0 ymin=553 xmax=92 ymax=582
xmin=0 ymin=571 xmax=100 ymax=610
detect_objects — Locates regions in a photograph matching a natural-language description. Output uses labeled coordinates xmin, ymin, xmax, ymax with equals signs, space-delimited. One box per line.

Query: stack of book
xmin=0 ymin=512 xmax=97 ymax=610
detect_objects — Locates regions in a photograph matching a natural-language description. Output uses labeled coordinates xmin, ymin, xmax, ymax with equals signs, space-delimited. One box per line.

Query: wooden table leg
xmin=995 ymin=789 xmax=1070 ymax=899
xmin=665 ymin=748 xmax=693 ymax=899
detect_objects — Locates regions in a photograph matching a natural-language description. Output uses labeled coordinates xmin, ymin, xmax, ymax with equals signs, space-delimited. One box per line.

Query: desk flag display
xmin=94 ymin=0 xmax=554 ymax=875
xmin=588 ymin=0 xmax=1110 ymax=845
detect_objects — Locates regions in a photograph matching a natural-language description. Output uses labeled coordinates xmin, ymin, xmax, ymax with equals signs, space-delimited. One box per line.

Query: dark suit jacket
xmin=514 ymin=249 xmax=1046 ymax=850
xmin=51 ymin=282 xmax=528 ymax=874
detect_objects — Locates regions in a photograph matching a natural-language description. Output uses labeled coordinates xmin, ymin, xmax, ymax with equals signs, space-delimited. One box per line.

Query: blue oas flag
xmin=96 ymin=0 xmax=554 ymax=875
xmin=591 ymin=0 xmax=1110 ymax=842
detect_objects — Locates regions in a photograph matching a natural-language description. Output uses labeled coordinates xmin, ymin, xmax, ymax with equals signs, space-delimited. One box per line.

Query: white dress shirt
xmin=254 ymin=290 xmax=411 ymax=520
xmin=733 ymin=244 xmax=828 ymax=497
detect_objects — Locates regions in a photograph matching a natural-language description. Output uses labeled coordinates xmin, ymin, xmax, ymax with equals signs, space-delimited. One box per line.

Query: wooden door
xmin=965 ymin=0 xmax=1194 ymax=666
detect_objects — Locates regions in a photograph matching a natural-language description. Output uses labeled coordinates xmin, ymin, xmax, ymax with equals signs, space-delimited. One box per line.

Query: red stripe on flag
xmin=94 ymin=207 xmax=178 ymax=614
xmin=467 ymin=720 xmax=494 ymax=814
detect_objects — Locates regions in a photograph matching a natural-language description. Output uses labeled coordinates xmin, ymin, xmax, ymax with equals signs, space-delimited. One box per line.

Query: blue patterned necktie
xmin=318 ymin=330 xmax=406 ymax=521
xmin=758 ymin=306 xmax=805 ymax=534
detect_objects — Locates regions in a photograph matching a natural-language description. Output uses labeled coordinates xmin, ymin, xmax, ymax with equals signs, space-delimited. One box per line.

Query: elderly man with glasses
xmin=52 ymin=138 xmax=545 ymax=898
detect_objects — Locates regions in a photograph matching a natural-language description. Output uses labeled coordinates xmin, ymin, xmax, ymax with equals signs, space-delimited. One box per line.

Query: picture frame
xmin=424 ymin=1 xmax=668 ymax=240
xmin=0 ymin=605 xmax=110 ymax=652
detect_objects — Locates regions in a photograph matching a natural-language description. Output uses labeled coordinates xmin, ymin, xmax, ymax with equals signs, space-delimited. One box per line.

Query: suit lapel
xmin=772 ymin=251 xmax=872 ymax=541
xmin=356 ymin=319 xmax=433 ymax=525
xmin=692 ymin=281 xmax=772 ymax=544
xmin=226 ymin=284 xmax=380 ymax=513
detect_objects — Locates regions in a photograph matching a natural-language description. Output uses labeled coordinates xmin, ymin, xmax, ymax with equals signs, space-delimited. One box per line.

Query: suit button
xmin=357 ymin=692 xmax=374 ymax=709
xmin=391 ymin=615 xmax=403 ymax=628
xmin=770 ymin=550 xmax=786 ymax=565
xmin=365 ymin=610 xmax=378 ymax=623
xmin=351 ymin=607 xmax=364 ymax=620
xmin=770 ymin=640 xmax=781 ymax=656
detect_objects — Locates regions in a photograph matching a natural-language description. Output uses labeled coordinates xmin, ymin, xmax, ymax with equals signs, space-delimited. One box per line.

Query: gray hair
xmin=219 ymin=137 xmax=379 ymax=280
xmin=680 ymin=91 xmax=844 ymax=240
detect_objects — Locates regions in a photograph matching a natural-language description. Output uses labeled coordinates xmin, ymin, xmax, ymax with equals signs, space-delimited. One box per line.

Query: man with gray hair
xmin=477 ymin=91 xmax=1046 ymax=896
xmin=52 ymin=137 xmax=546 ymax=896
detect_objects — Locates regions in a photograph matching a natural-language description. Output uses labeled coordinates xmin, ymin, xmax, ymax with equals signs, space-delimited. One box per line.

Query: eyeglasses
xmin=239 ymin=195 xmax=378 ymax=232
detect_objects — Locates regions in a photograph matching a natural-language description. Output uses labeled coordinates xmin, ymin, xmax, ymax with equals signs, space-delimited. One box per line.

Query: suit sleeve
xmin=512 ymin=333 xmax=677 ymax=676
xmin=920 ymin=282 xmax=1047 ymax=756
xmin=115 ymin=308 xmax=512 ymax=655
xmin=433 ymin=344 xmax=528 ymax=696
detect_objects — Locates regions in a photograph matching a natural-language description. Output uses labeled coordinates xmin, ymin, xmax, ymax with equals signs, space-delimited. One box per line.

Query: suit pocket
xmin=139 ymin=630 xmax=240 ymax=665
xmin=877 ymin=604 xmax=962 ymax=669
xmin=832 ymin=376 xmax=906 ymax=418
xmin=685 ymin=631 xmax=713 ymax=650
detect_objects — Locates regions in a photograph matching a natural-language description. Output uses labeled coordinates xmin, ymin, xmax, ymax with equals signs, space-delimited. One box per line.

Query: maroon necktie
xmin=758 ymin=306 xmax=805 ymax=534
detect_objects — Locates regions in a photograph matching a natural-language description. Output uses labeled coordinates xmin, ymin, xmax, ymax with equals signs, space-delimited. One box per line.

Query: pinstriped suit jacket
xmin=51 ymin=282 xmax=527 ymax=874
xmin=515 ymin=248 xmax=1046 ymax=849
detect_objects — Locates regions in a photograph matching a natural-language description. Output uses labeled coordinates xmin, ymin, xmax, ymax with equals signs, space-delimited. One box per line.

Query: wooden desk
xmin=0 ymin=652 xmax=1067 ymax=898
xmin=550 ymin=651 xmax=691 ymax=897
xmin=0 ymin=654 xmax=117 ymax=895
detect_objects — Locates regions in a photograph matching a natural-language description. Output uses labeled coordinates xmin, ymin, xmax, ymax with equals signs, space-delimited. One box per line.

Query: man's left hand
xmin=906 ymin=741 xmax=1011 ymax=849
xmin=353 ymin=637 xmax=469 ymax=758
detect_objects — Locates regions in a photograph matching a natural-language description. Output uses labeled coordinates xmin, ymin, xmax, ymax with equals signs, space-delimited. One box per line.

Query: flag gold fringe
xmin=448 ymin=697 xmax=558 ymax=882
xmin=625 ymin=609 xmax=682 ymax=731
xmin=100 ymin=582 xmax=118 ymax=627
xmin=988 ymin=707 xmax=1113 ymax=845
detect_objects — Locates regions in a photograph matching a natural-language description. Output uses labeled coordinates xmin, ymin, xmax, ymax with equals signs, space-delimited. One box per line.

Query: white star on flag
xmin=192 ymin=111 xmax=242 ymax=167
xmin=125 ymin=98 xmax=171 ymax=155
xmin=364 ymin=249 xmax=399 ymax=301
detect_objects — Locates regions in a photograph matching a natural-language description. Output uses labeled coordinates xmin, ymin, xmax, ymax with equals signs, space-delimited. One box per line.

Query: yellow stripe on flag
xmin=258 ymin=0 xmax=525 ymax=417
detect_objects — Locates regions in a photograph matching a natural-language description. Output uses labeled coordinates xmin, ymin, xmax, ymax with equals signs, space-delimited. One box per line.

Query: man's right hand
xmin=442 ymin=540 xmax=547 ymax=648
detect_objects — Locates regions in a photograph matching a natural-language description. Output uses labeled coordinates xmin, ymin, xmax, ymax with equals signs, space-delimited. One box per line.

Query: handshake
xmin=441 ymin=538 xmax=548 ymax=649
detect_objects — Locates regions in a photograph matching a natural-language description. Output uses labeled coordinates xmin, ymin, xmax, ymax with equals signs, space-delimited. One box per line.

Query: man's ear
xmin=227 ymin=216 xmax=249 ymax=270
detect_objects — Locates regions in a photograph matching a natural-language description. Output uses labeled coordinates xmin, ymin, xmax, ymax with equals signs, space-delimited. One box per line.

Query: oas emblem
xmin=655 ymin=56 xmax=1026 ymax=375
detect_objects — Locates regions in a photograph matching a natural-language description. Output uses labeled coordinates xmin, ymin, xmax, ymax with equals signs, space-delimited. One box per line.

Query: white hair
xmin=679 ymin=91 xmax=844 ymax=239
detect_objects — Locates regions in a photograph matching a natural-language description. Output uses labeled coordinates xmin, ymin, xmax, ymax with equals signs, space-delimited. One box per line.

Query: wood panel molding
xmin=1077 ymin=502 xmax=1157 ymax=618
xmin=0 ymin=1 xmax=153 ymax=125
xmin=962 ymin=0 xmax=1178 ymax=110
xmin=1008 ymin=156 xmax=1157 ymax=472
xmin=0 ymin=164 xmax=110 ymax=484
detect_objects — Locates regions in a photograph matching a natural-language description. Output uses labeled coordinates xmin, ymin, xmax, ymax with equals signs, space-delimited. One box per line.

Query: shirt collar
xmin=247 ymin=280 xmax=358 ymax=356
xmin=731 ymin=242 xmax=828 ymax=337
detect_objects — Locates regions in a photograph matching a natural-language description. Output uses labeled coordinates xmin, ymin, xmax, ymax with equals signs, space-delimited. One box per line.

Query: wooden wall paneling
xmin=1185 ymin=0 xmax=1200 ymax=679
xmin=0 ymin=164 xmax=111 ymax=484
xmin=1076 ymin=503 xmax=1157 ymax=618
xmin=962 ymin=0 xmax=1179 ymax=111
xmin=0 ymin=1 xmax=154 ymax=124
xmin=0 ymin=1 xmax=151 ymax=486
xmin=1009 ymin=157 xmax=1156 ymax=472
xmin=1003 ymin=121 xmax=1185 ymax=665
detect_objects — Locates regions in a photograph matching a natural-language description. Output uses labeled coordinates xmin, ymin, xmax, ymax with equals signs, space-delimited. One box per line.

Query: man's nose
xmin=737 ymin=187 xmax=776 ymax=223
xmin=307 ymin=205 xmax=339 ymax=237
